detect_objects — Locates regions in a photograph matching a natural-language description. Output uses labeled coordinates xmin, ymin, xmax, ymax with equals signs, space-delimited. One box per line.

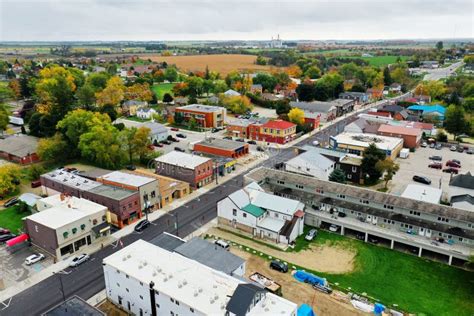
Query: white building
xmin=217 ymin=182 xmax=305 ymax=244
xmin=103 ymin=239 xmax=297 ymax=316
xmin=401 ymin=184 xmax=442 ymax=204
xmin=284 ymin=150 xmax=335 ymax=180
xmin=449 ymin=172 xmax=474 ymax=211
xmin=136 ymin=108 xmax=157 ymax=120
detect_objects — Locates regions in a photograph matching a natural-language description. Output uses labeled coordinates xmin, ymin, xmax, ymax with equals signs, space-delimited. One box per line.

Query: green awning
xmin=242 ymin=204 xmax=265 ymax=217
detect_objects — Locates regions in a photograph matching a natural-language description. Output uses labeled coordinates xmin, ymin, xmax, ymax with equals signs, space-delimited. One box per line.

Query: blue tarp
xmin=293 ymin=270 xmax=327 ymax=286
xmin=298 ymin=304 xmax=316 ymax=316
xmin=374 ymin=303 xmax=385 ymax=315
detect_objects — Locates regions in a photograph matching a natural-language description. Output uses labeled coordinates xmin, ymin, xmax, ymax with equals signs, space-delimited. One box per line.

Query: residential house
xmin=339 ymin=92 xmax=369 ymax=105
xmin=344 ymin=118 xmax=380 ymax=134
xmin=284 ymin=150 xmax=335 ymax=180
xmin=290 ymin=101 xmax=337 ymax=122
xmin=0 ymin=135 xmax=39 ymax=165
xmin=136 ymin=108 xmax=157 ymax=120
xmin=122 ymin=100 xmax=147 ymax=116
xmin=377 ymin=124 xmax=423 ymax=149
xmin=389 ymin=83 xmax=402 ymax=93
xmin=366 ymin=88 xmax=384 ymax=100
xmin=175 ymin=104 xmax=227 ymax=128
xmin=142 ymin=122 xmax=169 ymax=144
xmin=250 ymin=84 xmax=263 ymax=94
xmin=155 ymin=151 xmax=214 ymax=189
xmin=224 ymin=89 xmax=241 ymax=97
xmin=217 ymin=182 xmax=305 ymax=245
xmin=421 ymin=61 xmax=439 ymax=69
xmin=379 ymin=104 xmax=409 ymax=121
xmin=407 ymin=104 xmax=446 ymax=121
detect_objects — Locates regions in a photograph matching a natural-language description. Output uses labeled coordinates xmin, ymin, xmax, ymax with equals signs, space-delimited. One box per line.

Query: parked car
xmin=170 ymin=127 xmax=179 ymax=131
xmin=134 ymin=219 xmax=150 ymax=232
xmin=305 ymin=229 xmax=318 ymax=241
xmin=269 ymin=260 xmax=288 ymax=273
xmin=176 ymin=133 xmax=187 ymax=138
xmin=450 ymin=145 xmax=457 ymax=151
xmin=126 ymin=165 xmax=136 ymax=171
xmin=25 ymin=253 xmax=45 ymax=265
xmin=247 ymin=140 xmax=257 ymax=145
xmin=429 ymin=143 xmax=436 ymax=149
xmin=420 ymin=141 xmax=427 ymax=147
xmin=443 ymin=167 xmax=459 ymax=174
xmin=174 ymin=147 xmax=185 ymax=152
xmin=329 ymin=224 xmax=339 ymax=232
xmin=31 ymin=180 xmax=41 ymax=188
xmin=69 ymin=254 xmax=90 ymax=267
xmin=435 ymin=144 xmax=442 ymax=150
xmin=256 ymin=146 xmax=265 ymax=152
xmin=446 ymin=160 xmax=461 ymax=168
xmin=467 ymin=148 xmax=474 ymax=155
xmin=3 ymin=197 xmax=19 ymax=208
xmin=0 ymin=227 xmax=10 ymax=234
xmin=356 ymin=233 xmax=365 ymax=241
xmin=429 ymin=155 xmax=442 ymax=161
xmin=457 ymin=146 xmax=464 ymax=153
xmin=161 ymin=140 xmax=172 ymax=145
xmin=154 ymin=142 xmax=164 ymax=148
xmin=413 ymin=175 xmax=431 ymax=185
xmin=235 ymin=138 xmax=245 ymax=142
xmin=338 ymin=212 xmax=347 ymax=218
xmin=0 ymin=234 xmax=16 ymax=243
xmin=428 ymin=162 xmax=442 ymax=169
xmin=450 ymin=159 xmax=461 ymax=165
xmin=368 ymin=237 xmax=379 ymax=244
xmin=223 ymin=136 xmax=233 ymax=140
xmin=167 ymin=135 xmax=179 ymax=142
xmin=214 ymin=239 xmax=230 ymax=250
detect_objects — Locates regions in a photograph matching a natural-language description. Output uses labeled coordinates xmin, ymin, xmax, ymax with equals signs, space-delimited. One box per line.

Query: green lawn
xmin=0 ymin=205 xmax=30 ymax=234
xmin=345 ymin=55 xmax=408 ymax=67
xmin=152 ymin=83 xmax=175 ymax=101
xmin=225 ymin=228 xmax=474 ymax=315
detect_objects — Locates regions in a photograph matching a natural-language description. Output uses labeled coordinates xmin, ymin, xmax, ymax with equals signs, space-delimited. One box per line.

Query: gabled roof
xmin=224 ymin=89 xmax=241 ymax=96
xmin=450 ymin=172 xmax=474 ymax=190
xmin=0 ymin=135 xmax=39 ymax=157
xmin=290 ymin=101 xmax=335 ymax=113
xmin=226 ymin=283 xmax=265 ymax=316
xmin=242 ymin=203 xmax=265 ymax=217
xmin=407 ymin=104 xmax=446 ymax=115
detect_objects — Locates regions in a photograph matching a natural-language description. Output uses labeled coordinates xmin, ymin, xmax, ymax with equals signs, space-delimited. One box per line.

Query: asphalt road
xmin=1 ymin=102 xmax=383 ymax=315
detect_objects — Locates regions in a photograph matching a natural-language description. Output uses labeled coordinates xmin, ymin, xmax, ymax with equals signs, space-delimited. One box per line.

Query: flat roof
xmin=401 ymin=184 xmax=442 ymax=204
xmin=42 ymin=170 xmax=102 ymax=191
xmin=99 ymin=171 xmax=156 ymax=187
xmin=332 ymin=132 xmax=403 ymax=151
xmin=378 ymin=124 xmax=422 ymax=137
xmin=103 ymin=240 xmax=296 ymax=315
xmin=42 ymin=295 xmax=105 ymax=316
xmin=86 ymin=184 xmax=138 ymax=200
xmin=177 ymin=104 xmax=225 ymax=113
xmin=196 ymin=138 xmax=247 ymax=151
xmin=155 ymin=151 xmax=211 ymax=169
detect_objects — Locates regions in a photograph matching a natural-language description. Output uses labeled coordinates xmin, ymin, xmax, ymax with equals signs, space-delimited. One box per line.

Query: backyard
xmin=0 ymin=205 xmax=30 ymax=234
xmin=208 ymin=227 xmax=474 ymax=316
xmin=152 ymin=83 xmax=175 ymax=101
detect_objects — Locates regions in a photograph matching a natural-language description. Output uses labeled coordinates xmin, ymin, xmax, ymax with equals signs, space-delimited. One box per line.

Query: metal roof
xmin=0 ymin=135 xmax=38 ymax=157
xmin=242 ymin=203 xmax=265 ymax=217
xmin=226 ymin=283 xmax=265 ymax=316
xmin=155 ymin=151 xmax=212 ymax=169
xmin=149 ymin=232 xmax=186 ymax=252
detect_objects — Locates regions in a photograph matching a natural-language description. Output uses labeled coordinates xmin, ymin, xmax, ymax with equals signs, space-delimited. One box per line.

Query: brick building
xmin=226 ymin=119 xmax=297 ymax=144
xmin=175 ymin=104 xmax=226 ymax=128
xmin=377 ymin=124 xmax=422 ymax=149
xmin=0 ymin=135 xmax=39 ymax=165
xmin=193 ymin=139 xmax=249 ymax=158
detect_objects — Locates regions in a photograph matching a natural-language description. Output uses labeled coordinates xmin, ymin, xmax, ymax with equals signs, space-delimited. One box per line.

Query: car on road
xmin=450 ymin=145 xmax=457 ymax=151
xmin=428 ymin=162 xmax=442 ymax=169
xmin=4 ymin=197 xmax=19 ymax=208
xmin=235 ymin=138 xmax=245 ymax=142
xmin=446 ymin=160 xmax=461 ymax=168
xmin=167 ymin=136 xmax=179 ymax=142
xmin=69 ymin=253 xmax=90 ymax=267
xmin=428 ymin=155 xmax=442 ymax=161
xmin=421 ymin=141 xmax=427 ymax=147
xmin=0 ymin=227 xmax=10 ymax=234
xmin=467 ymin=148 xmax=473 ymax=154
xmin=329 ymin=224 xmax=339 ymax=232
xmin=312 ymin=140 xmax=320 ymax=147
xmin=305 ymin=229 xmax=318 ymax=241
xmin=443 ymin=167 xmax=459 ymax=174
xmin=457 ymin=146 xmax=464 ymax=153
xmin=256 ymin=146 xmax=264 ymax=152
xmin=170 ymin=127 xmax=179 ymax=131
xmin=0 ymin=234 xmax=16 ymax=243
xmin=160 ymin=140 xmax=172 ymax=145
xmin=269 ymin=260 xmax=288 ymax=273
xmin=174 ymin=147 xmax=185 ymax=152
xmin=247 ymin=140 xmax=257 ymax=145
xmin=25 ymin=253 xmax=45 ymax=265
xmin=154 ymin=142 xmax=164 ymax=147
xmin=436 ymin=144 xmax=442 ymax=150
xmin=176 ymin=133 xmax=187 ymax=138
xmin=429 ymin=143 xmax=436 ymax=149
xmin=223 ymin=136 xmax=233 ymax=140
xmin=134 ymin=219 xmax=150 ymax=232
xmin=413 ymin=175 xmax=431 ymax=185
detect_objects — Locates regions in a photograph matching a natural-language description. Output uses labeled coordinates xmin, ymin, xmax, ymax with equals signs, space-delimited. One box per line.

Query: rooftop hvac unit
xmin=182 ymin=279 xmax=187 ymax=285
xmin=198 ymin=287 xmax=203 ymax=293
xmin=210 ymin=298 xmax=215 ymax=304
xmin=194 ymin=290 xmax=199 ymax=297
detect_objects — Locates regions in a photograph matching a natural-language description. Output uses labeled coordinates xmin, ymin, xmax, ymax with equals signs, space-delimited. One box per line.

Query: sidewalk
xmin=0 ymin=152 xmax=267 ymax=303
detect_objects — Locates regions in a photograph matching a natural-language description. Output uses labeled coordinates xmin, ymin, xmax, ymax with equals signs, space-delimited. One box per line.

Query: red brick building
xmin=377 ymin=124 xmax=422 ymax=149
xmin=0 ymin=135 xmax=40 ymax=165
xmin=193 ymin=139 xmax=249 ymax=158
xmin=303 ymin=112 xmax=321 ymax=130
xmin=226 ymin=119 xmax=297 ymax=144
xmin=175 ymin=104 xmax=226 ymax=128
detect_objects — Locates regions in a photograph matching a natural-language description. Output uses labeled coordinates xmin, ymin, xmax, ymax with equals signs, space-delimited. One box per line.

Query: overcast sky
xmin=0 ymin=0 xmax=472 ymax=41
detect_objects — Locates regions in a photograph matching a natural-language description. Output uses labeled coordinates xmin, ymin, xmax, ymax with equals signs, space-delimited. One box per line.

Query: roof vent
xmin=122 ymin=256 xmax=127 ymax=261
xmin=198 ymin=287 xmax=203 ymax=293
xmin=163 ymin=277 xmax=168 ymax=282
xmin=152 ymin=272 xmax=157 ymax=277
xmin=168 ymin=274 xmax=173 ymax=279
xmin=194 ymin=290 xmax=199 ymax=297
xmin=210 ymin=298 xmax=215 ymax=304
xmin=214 ymin=294 xmax=219 ymax=300
xmin=127 ymin=254 xmax=131 ymax=259
xmin=182 ymin=279 xmax=187 ymax=285
xmin=138 ymin=265 xmax=142 ymax=269
xmin=178 ymin=282 xmax=182 ymax=288
xmin=143 ymin=261 xmax=148 ymax=266
xmin=221 ymin=304 xmax=226 ymax=310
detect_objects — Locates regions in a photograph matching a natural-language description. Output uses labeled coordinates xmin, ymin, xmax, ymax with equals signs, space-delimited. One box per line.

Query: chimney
xmin=60 ymin=193 xmax=65 ymax=201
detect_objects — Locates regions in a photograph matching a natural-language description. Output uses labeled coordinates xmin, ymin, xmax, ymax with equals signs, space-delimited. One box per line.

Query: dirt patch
xmin=97 ymin=300 xmax=128 ymax=316
xmin=233 ymin=248 xmax=364 ymax=316
xmin=207 ymin=227 xmax=356 ymax=274
xmin=143 ymin=54 xmax=284 ymax=76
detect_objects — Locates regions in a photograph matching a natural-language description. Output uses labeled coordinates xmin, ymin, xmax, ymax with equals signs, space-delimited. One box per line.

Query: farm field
xmin=152 ymin=83 xmax=175 ymax=100
xmin=143 ymin=54 xmax=284 ymax=75
xmin=209 ymin=228 xmax=474 ymax=316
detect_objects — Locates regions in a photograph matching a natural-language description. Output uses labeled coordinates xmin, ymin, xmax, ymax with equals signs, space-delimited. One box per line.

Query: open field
xmin=0 ymin=205 xmax=30 ymax=234
xmin=345 ymin=55 xmax=408 ymax=66
xmin=209 ymin=228 xmax=474 ymax=315
xmin=152 ymin=83 xmax=175 ymax=100
xmin=143 ymin=54 xmax=284 ymax=75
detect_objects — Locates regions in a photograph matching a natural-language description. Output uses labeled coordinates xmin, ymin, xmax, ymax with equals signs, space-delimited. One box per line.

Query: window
xmin=232 ymin=209 xmax=237 ymax=216
xmin=135 ymin=201 xmax=138 ymax=205
xmin=316 ymin=188 xmax=324 ymax=194
xmin=352 ymin=166 xmax=357 ymax=173
xmin=277 ymin=180 xmax=285 ymax=185
xmin=170 ymin=298 xmax=174 ymax=303
xmin=347 ymin=174 xmax=352 ymax=179
xmin=170 ymin=312 xmax=174 ymax=316
xmin=140 ymin=282 xmax=143 ymax=286
xmin=243 ymin=213 xmax=247 ymax=218
xmin=337 ymin=194 xmax=346 ymax=199
xmin=190 ymin=308 xmax=194 ymax=313
xmin=139 ymin=308 xmax=143 ymax=316
xmin=275 ymin=213 xmax=279 ymax=218
xmin=438 ymin=217 xmax=449 ymax=223
xmin=139 ymin=295 xmax=143 ymax=300
xmin=116 ymin=270 xmax=120 ymax=274
xmin=296 ymin=184 xmax=304 ymax=189
xmin=81 ymin=224 xmax=86 ymax=230
xmin=63 ymin=232 xmax=69 ymax=238
xmin=383 ymin=204 xmax=394 ymax=210
xmin=126 ymin=274 xmax=129 ymax=279
xmin=116 ymin=283 xmax=120 ymax=287
xmin=176 ymin=300 xmax=180 ymax=306
xmin=151 ymin=191 xmax=156 ymax=198
xmin=102 ymin=216 xmax=106 ymax=222
xmin=359 ymin=199 xmax=369 ymax=204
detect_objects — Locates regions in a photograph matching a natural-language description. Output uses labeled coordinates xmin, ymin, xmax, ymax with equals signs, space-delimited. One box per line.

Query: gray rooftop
xmin=174 ymin=237 xmax=245 ymax=275
xmin=87 ymin=184 xmax=137 ymax=200
xmin=450 ymin=172 xmax=474 ymax=190
xmin=42 ymin=296 xmax=105 ymax=316
xmin=196 ymin=138 xmax=248 ymax=151
xmin=290 ymin=101 xmax=336 ymax=113
xmin=0 ymin=135 xmax=39 ymax=157
xmin=78 ymin=168 xmax=113 ymax=181
xmin=177 ymin=104 xmax=225 ymax=113
xmin=42 ymin=170 xmax=102 ymax=191
xmin=149 ymin=232 xmax=186 ymax=252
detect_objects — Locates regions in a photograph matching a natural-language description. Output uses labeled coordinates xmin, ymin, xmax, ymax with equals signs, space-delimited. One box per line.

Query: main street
xmin=1 ymin=98 xmax=392 ymax=315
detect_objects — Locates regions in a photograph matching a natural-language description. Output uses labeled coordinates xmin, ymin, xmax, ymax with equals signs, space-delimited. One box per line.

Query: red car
xmin=443 ymin=167 xmax=459 ymax=174
xmin=446 ymin=161 xmax=461 ymax=168
xmin=428 ymin=162 xmax=442 ymax=169
xmin=170 ymin=127 xmax=179 ymax=131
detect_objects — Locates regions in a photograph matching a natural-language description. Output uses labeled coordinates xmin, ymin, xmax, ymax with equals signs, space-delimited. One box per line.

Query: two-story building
xmin=175 ymin=104 xmax=227 ymax=128
xmin=256 ymin=120 xmax=297 ymax=144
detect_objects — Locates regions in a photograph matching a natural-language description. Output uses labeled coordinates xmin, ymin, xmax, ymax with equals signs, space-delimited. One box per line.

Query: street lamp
xmin=53 ymin=271 xmax=67 ymax=306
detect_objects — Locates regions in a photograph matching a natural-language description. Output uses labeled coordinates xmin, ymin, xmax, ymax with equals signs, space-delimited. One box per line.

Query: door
xmin=419 ymin=228 xmax=425 ymax=236
xmin=426 ymin=229 xmax=432 ymax=238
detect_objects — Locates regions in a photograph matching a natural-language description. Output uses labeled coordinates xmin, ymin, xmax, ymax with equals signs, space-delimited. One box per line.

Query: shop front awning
xmin=92 ymin=222 xmax=111 ymax=235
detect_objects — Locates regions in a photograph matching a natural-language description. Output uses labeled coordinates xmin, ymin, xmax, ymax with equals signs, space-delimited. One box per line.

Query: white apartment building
xmin=284 ymin=150 xmax=335 ymax=180
xmin=103 ymin=239 xmax=297 ymax=316
xmin=217 ymin=182 xmax=305 ymax=244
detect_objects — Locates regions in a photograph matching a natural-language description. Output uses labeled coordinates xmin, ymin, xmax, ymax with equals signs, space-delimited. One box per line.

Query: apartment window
xmin=359 ymin=199 xmax=369 ymax=205
xmin=243 ymin=213 xmax=247 ymax=218
xmin=116 ymin=270 xmax=120 ymax=274
xmin=277 ymin=180 xmax=285 ymax=185
xmin=170 ymin=312 xmax=174 ymax=316
xmin=190 ymin=308 xmax=195 ymax=313
xmin=128 ymin=203 xmax=132 ymax=208
xmin=352 ymin=166 xmax=357 ymax=173
xmin=140 ymin=282 xmax=143 ymax=286
xmin=139 ymin=295 xmax=143 ymax=300
xmin=170 ymin=298 xmax=174 ymax=303
xmin=437 ymin=217 xmax=449 ymax=223
xmin=316 ymin=188 xmax=324 ymax=194
xmin=126 ymin=275 xmax=129 ymax=279
xmin=156 ymin=303 xmax=160 ymax=308
xmin=383 ymin=204 xmax=394 ymax=210
xmin=459 ymin=237 xmax=463 ymax=242
xmin=337 ymin=194 xmax=346 ymax=199
xmin=233 ymin=209 xmax=237 ymax=216
xmin=296 ymin=184 xmax=304 ymax=189
xmin=116 ymin=283 xmax=120 ymax=287
xmin=122 ymin=206 xmax=126 ymax=211
xmin=118 ymin=296 xmax=123 ymax=305
xmin=468 ymin=223 xmax=472 ymax=228
xmin=275 ymin=213 xmax=279 ymax=218
xmin=135 ymin=201 xmax=138 ymax=205
xmin=139 ymin=308 xmax=143 ymax=316
xmin=151 ymin=191 xmax=156 ymax=198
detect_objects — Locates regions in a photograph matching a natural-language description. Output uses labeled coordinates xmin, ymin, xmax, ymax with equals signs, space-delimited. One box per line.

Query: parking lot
xmin=389 ymin=145 xmax=474 ymax=199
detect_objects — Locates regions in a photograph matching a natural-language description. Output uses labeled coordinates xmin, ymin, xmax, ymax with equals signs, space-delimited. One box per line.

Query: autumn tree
xmin=122 ymin=126 xmax=152 ymax=164
xmin=286 ymin=65 xmax=303 ymax=78
xmin=220 ymin=95 xmax=253 ymax=114
xmin=95 ymin=76 xmax=125 ymax=107
xmin=37 ymin=134 xmax=69 ymax=162
xmin=415 ymin=81 xmax=446 ymax=100
xmin=124 ymin=83 xmax=153 ymax=102
xmin=0 ymin=103 xmax=10 ymax=133
xmin=444 ymin=104 xmax=468 ymax=139
xmin=375 ymin=158 xmax=400 ymax=189
xmin=8 ymin=80 xmax=21 ymax=99
xmin=288 ymin=107 xmax=305 ymax=125
xmin=304 ymin=66 xmax=321 ymax=79
xmin=0 ymin=164 xmax=21 ymax=197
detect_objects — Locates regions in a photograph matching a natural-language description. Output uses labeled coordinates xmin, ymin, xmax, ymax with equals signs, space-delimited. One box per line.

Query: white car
xmin=69 ymin=253 xmax=90 ymax=267
xmin=305 ymin=229 xmax=318 ymax=241
xmin=329 ymin=225 xmax=339 ymax=232
xmin=25 ymin=253 xmax=45 ymax=265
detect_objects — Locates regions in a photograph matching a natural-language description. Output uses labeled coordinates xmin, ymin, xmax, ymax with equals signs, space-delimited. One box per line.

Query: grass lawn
xmin=222 ymin=228 xmax=474 ymax=315
xmin=125 ymin=116 xmax=151 ymax=123
xmin=0 ymin=205 xmax=30 ymax=233
xmin=152 ymin=83 xmax=175 ymax=101
xmin=345 ymin=55 xmax=408 ymax=67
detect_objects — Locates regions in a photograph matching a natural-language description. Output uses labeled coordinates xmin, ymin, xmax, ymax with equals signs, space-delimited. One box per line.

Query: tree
xmin=286 ymin=65 xmax=303 ymax=78
xmin=121 ymin=126 xmax=152 ymax=164
xmin=124 ymin=83 xmax=153 ymax=102
xmin=37 ymin=134 xmax=69 ymax=162
xmin=220 ymin=95 xmax=253 ymax=114
xmin=383 ymin=67 xmax=393 ymax=86
xmin=436 ymin=130 xmax=448 ymax=142
xmin=329 ymin=169 xmax=346 ymax=184
xmin=296 ymin=82 xmax=316 ymax=101
xmin=76 ymin=84 xmax=96 ymax=108
xmin=444 ymin=104 xmax=468 ymax=139
xmin=253 ymin=73 xmax=278 ymax=92
xmin=164 ymin=67 xmax=178 ymax=82
xmin=436 ymin=41 xmax=443 ymax=51
xmin=188 ymin=117 xmax=198 ymax=130
xmin=304 ymin=66 xmax=321 ymax=79
xmin=163 ymin=93 xmax=173 ymax=103
xmin=256 ymin=55 xmax=267 ymax=65
xmin=100 ymin=104 xmax=118 ymax=122
xmin=288 ymin=107 xmax=305 ymax=125
xmin=375 ymin=158 xmax=400 ymax=189
xmin=0 ymin=164 xmax=21 ymax=197
xmin=0 ymin=103 xmax=10 ymax=133
xmin=95 ymin=76 xmax=125 ymax=107
xmin=174 ymin=112 xmax=185 ymax=125
xmin=361 ymin=143 xmax=386 ymax=185
xmin=86 ymin=72 xmax=110 ymax=91
xmin=276 ymin=101 xmax=291 ymax=115
xmin=8 ymin=80 xmax=21 ymax=99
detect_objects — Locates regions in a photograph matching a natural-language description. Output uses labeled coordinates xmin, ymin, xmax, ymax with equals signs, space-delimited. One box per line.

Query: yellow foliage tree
xmin=288 ymin=107 xmax=305 ymax=125
xmin=35 ymin=65 xmax=77 ymax=114
xmin=0 ymin=164 xmax=21 ymax=196
xmin=125 ymin=83 xmax=153 ymax=102
xmin=8 ymin=80 xmax=21 ymax=99
xmin=286 ymin=65 xmax=303 ymax=78
xmin=95 ymin=76 xmax=125 ymax=107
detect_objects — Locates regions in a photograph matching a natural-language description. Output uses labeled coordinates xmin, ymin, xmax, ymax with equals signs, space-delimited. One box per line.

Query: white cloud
xmin=0 ymin=0 xmax=472 ymax=41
